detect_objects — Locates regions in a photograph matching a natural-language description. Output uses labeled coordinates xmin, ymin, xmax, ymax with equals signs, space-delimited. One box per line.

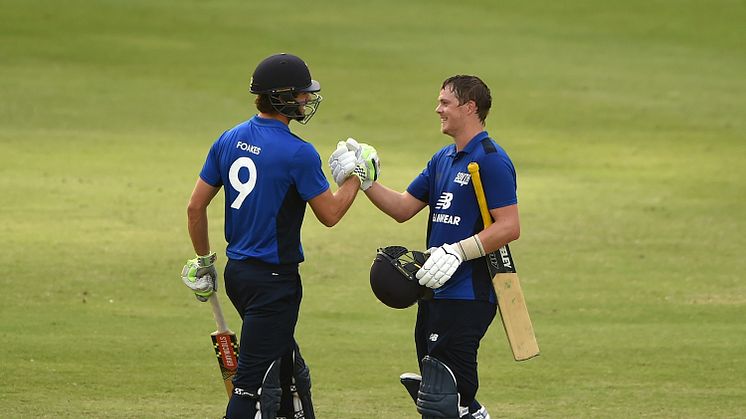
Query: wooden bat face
xmin=468 ymin=161 xmax=538 ymax=361
xmin=211 ymin=331 xmax=239 ymax=395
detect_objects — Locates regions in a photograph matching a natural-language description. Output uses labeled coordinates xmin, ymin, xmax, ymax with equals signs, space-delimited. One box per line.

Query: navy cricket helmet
xmin=250 ymin=53 xmax=321 ymax=94
xmin=249 ymin=53 xmax=322 ymax=124
xmin=370 ymin=246 xmax=433 ymax=309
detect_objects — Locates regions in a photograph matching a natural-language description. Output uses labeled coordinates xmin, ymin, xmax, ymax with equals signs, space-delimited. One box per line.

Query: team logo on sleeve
xmin=453 ymin=172 xmax=471 ymax=186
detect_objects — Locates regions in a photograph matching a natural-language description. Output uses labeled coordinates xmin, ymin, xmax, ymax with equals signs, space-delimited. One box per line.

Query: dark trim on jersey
xmin=469 ymin=258 xmax=495 ymax=301
xmin=276 ymin=185 xmax=306 ymax=264
xmin=480 ymin=137 xmax=497 ymax=154
xmin=425 ymin=208 xmax=433 ymax=248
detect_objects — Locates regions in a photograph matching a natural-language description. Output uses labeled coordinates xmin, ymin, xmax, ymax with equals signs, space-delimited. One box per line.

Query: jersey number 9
xmin=228 ymin=157 xmax=257 ymax=209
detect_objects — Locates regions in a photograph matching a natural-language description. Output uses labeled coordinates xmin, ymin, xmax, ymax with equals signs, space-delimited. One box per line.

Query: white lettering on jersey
xmin=429 ymin=333 xmax=439 ymax=342
xmin=431 ymin=213 xmax=461 ymax=225
xmin=435 ymin=192 xmax=453 ymax=210
xmin=228 ymin=157 xmax=257 ymax=209
xmin=236 ymin=141 xmax=262 ymax=155
xmin=453 ymin=172 xmax=471 ymax=186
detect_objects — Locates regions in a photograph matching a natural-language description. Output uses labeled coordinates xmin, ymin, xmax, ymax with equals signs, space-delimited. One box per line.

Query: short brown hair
xmin=442 ymin=75 xmax=491 ymax=123
xmin=254 ymin=94 xmax=275 ymax=114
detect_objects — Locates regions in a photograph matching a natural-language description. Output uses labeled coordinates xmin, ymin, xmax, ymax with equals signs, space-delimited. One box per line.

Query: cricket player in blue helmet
xmin=181 ymin=53 xmax=378 ymax=418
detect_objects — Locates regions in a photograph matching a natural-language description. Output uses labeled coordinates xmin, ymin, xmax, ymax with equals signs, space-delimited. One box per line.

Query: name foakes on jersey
xmin=236 ymin=141 xmax=261 ymax=155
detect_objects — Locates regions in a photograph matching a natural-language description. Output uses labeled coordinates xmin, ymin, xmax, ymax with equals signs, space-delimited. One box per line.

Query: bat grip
xmin=209 ymin=293 xmax=230 ymax=333
xmin=467 ymin=162 xmax=493 ymax=228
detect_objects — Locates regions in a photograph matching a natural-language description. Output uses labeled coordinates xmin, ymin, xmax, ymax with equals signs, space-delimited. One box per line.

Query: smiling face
xmin=435 ymin=85 xmax=475 ymax=138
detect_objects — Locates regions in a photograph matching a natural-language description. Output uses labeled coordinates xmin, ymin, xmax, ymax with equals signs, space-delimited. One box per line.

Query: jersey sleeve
xmin=199 ymin=135 xmax=225 ymax=187
xmin=406 ymin=157 xmax=433 ymax=203
xmin=479 ymin=150 xmax=517 ymax=209
xmin=291 ymin=143 xmax=330 ymax=201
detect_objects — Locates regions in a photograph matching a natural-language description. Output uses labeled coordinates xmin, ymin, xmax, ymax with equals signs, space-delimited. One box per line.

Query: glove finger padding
xmin=181 ymin=254 xmax=218 ymax=302
xmin=328 ymin=142 xmax=348 ymax=166
xmin=354 ymin=144 xmax=380 ymax=190
xmin=344 ymin=138 xmax=362 ymax=157
xmin=331 ymin=150 xmax=358 ymax=185
xmin=415 ymin=244 xmax=463 ymax=289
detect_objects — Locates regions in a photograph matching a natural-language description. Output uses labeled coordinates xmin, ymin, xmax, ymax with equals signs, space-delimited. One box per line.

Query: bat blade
xmin=468 ymin=162 xmax=539 ymax=361
xmin=211 ymin=331 xmax=239 ymax=395
xmin=209 ymin=294 xmax=239 ymax=396
xmin=492 ymin=273 xmax=538 ymax=360
xmin=486 ymin=246 xmax=539 ymax=361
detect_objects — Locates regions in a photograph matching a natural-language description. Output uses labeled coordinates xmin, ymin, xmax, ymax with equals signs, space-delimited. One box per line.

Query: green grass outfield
xmin=1 ymin=0 xmax=744 ymax=417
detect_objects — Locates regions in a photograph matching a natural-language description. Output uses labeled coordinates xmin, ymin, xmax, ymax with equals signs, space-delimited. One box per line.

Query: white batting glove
xmin=415 ymin=243 xmax=465 ymax=289
xmin=328 ymin=141 xmax=358 ymax=186
xmin=181 ymin=252 xmax=218 ymax=302
xmin=345 ymin=138 xmax=380 ymax=191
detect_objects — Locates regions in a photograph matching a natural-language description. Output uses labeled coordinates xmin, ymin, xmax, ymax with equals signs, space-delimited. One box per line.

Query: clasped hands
xmin=327 ymin=138 xmax=379 ymax=190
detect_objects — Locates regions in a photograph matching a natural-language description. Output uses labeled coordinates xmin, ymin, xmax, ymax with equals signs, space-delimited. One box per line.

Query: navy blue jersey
xmin=407 ymin=131 xmax=517 ymax=302
xmin=199 ymin=115 xmax=329 ymax=264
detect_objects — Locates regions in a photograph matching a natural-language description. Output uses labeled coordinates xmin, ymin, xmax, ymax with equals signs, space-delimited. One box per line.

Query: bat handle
xmin=209 ymin=293 xmax=230 ymax=333
xmin=467 ymin=162 xmax=493 ymax=228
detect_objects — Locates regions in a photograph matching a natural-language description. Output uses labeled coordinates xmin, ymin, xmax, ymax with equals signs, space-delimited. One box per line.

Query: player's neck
xmin=258 ymin=112 xmax=291 ymax=125
xmin=452 ymin=124 xmax=485 ymax=151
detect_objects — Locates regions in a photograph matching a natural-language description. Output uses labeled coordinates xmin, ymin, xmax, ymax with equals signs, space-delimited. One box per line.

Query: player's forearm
xmin=472 ymin=203 xmax=520 ymax=253
xmin=321 ymin=176 xmax=360 ymax=227
xmin=363 ymin=183 xmax=417 ymax=223
xmin=187 ymin=178 xmax=219 ymax=256
xmin=187 ymin=207 xmax=211 ymax=256
xmin=476 ymin=217 xmax=520 ymax=254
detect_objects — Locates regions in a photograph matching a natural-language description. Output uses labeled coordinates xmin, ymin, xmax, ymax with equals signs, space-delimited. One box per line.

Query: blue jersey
xmin=199 ymin=115 xmax=329 ymax=264
xmin=407 ymin=131 xmax=517 ymax=302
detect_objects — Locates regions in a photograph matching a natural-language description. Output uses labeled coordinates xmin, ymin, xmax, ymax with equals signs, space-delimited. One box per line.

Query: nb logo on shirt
xmin=435 ymin=192 xmax=453 ymax=210
xmin=429 ymin=333 xmax=439 ymax=342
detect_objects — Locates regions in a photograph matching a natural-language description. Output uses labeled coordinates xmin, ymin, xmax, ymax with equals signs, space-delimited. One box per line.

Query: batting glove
xmin=328 ymin=141 xmax=358 ymax=186
xmin=345 ymin=138 xmax=380 ymax=191
xmin=181 ymin=252 xmax=218 ymax=302
xmin=415 ymin=243 xmax=464 ymax=289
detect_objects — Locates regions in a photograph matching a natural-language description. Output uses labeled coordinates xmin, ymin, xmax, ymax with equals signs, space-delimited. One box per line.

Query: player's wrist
xmin=453 ymin=235 xmax=485 ymax=261
xmin=196 ymin=252 xmax=216 ymax=268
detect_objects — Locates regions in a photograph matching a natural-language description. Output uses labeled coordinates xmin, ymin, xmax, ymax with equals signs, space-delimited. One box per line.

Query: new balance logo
xmin=429 ymin=333 xmax=439 ymax=342
xmin=435 ymin=192 xmax=453 ymax=210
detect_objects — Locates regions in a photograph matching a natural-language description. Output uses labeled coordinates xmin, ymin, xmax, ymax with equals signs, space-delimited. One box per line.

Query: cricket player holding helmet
xmin=347 ymin=75 xmax=520 ymax=418
xmin=182 ymin=53 xmax=376 ymax=418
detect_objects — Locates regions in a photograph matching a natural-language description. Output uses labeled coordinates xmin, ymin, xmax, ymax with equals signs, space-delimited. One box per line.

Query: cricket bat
xmin=208 ymin=293 xmax=240 ymax=396
xmin=467 ymin=162 xmax=539 ymax=361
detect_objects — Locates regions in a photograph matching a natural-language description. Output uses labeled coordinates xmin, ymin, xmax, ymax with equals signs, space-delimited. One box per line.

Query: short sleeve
xmin=291 ymin=143 xmax=330 ymax=201
xmin=199 ymin=136 xmax=224 ymax=187
xmin=406 ymin=159 xmax=433 ymax=203
xmin=478 ymin=151 xmax=517 ymax=209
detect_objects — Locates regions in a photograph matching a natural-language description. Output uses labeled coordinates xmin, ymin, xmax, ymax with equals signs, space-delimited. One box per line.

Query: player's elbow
xmin=319 ymin=216 xmax=339 ymax=228
xmin=186 ymin=201 xmax=208 ymax=220
xmin=507 ymin=224 xmax=520 ymax=243
xmin=392 ymin=214 xmax=411 ymax=223
xmin=315 ymin=208 xmax=344 ymax=228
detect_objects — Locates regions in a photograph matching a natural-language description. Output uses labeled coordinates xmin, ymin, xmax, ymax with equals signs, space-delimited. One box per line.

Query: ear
xmin=466 ymin=100 xmax=478 ymax=115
